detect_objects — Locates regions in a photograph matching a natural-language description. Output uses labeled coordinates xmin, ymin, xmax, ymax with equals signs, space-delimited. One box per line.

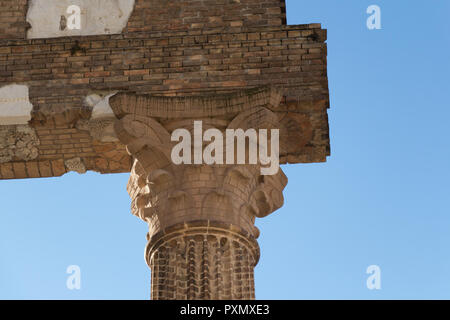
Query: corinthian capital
xmin=110 ymin=87 xmax=293 ymax=299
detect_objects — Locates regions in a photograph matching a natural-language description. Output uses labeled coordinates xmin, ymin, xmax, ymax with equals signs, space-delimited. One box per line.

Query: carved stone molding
xmin=110 ymin=86 xmax=283 ymax=120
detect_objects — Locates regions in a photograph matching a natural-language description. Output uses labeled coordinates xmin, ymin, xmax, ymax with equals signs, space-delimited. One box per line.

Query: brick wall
xmin=0 ymin=25 xmax=328 ymax=113
xmin=0 ymin=0 xmax=28 ymax=39
xmin=0 ymin=0 xmax=330 ymax=180
xmin=0 ymin=0 xmax=287 ymax=40
xmin=127 ymin=0 xmax=286 ymax=32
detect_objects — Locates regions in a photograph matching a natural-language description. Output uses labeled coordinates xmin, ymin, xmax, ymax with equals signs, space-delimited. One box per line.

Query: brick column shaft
xmin=148 ymin=222 xmax=259 ymax=300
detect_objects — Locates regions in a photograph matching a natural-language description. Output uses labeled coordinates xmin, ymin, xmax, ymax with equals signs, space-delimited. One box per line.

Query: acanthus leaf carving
xmin=113 ymin=88 xmax=292 ymax=300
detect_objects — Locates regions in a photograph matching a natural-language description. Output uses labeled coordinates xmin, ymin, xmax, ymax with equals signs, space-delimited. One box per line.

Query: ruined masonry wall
xmin=0 ymin=0 xmax=329 ymax=180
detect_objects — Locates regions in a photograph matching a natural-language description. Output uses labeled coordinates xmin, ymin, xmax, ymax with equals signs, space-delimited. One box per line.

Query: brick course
xmin=0 ymin=0 xmax=29 ymax=40
xmin=126 ymin=0 xmax=287 ymax=32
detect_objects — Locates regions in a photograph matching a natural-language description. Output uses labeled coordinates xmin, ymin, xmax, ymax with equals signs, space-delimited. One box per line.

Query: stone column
xmin=110 ymin=87 xmax=289 ymax=300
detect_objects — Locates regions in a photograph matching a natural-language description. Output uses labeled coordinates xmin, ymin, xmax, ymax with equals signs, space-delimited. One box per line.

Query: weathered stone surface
xmin=85 ymin=93 xmax=117 ymax=120
xmin=26 ymin=0 xmax=135 ymax=39
xmin=0 ymin=125 xmax=39 ymax=163
xmin=75 ymin=92 xmax=119 ymax=142
xmin=0 ymin=85 xmax=33 ymax=125
xmin=64 ymin=157 xmax=86 ymax=174
xmin=76 ymin=119 xmax=118 ymax=143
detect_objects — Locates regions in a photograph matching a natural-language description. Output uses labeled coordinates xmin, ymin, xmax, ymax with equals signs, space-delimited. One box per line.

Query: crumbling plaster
xmin=26 ymin=0 xmax=135 ymax=39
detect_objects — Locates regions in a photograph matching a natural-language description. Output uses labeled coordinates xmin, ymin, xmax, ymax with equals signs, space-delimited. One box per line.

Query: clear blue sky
xmin=1 ymin=0 xmax=449 ymax=299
